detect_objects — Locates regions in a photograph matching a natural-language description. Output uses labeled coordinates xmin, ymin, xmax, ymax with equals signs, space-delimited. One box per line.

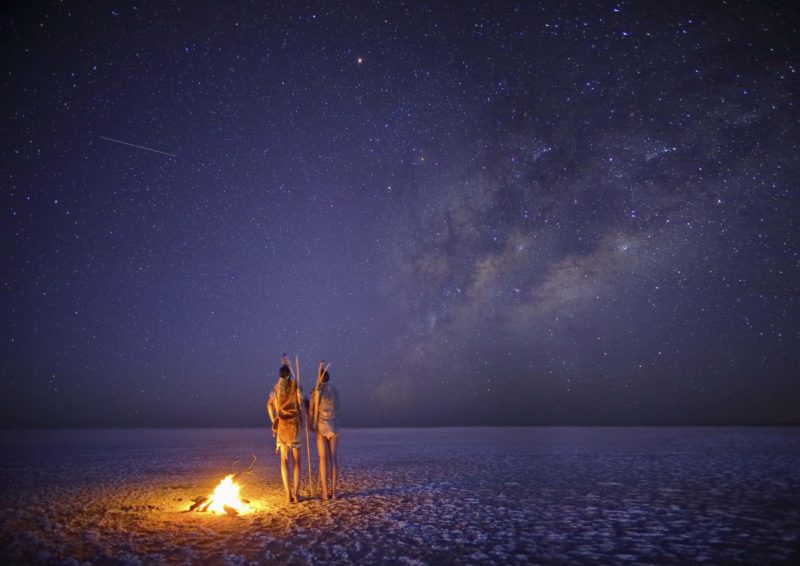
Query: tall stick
xmin=297 ymin=354 xmax=313 ymax=496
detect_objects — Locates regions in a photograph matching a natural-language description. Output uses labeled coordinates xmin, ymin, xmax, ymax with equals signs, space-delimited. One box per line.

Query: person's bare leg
xmin=280 ymin=445 xmax=292 ymax=503
xmin=291 ymin=447 xmax=301 ymax=501
xmin=329 ymin=436 xmax=338 ymax=499
xmin=317 ymin=433 xmax=329 ymax=500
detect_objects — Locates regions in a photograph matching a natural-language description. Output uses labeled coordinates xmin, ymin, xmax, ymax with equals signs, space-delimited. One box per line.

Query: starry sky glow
xmin=2 ymin=1 xmax=799 ymax=427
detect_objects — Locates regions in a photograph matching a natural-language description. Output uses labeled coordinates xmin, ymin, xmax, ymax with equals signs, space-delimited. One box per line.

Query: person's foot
xmin=286 ymin=493 xmax=294 ymax=504
xmin=321 ymin=492 xmax=329 ymax=501
xmin=292 ymin=492 xmax=300 ymax=503
xmin=331 ymin=492 xmax=337 ymax=500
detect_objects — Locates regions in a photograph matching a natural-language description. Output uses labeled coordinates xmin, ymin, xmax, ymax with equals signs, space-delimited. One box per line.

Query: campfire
xmin=188 ymin=474 xmax=251 ymax=516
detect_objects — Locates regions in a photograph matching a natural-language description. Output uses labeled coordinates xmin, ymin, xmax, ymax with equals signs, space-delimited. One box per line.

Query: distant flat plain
xmin=1 ymin=427 xmax=798 ymax=564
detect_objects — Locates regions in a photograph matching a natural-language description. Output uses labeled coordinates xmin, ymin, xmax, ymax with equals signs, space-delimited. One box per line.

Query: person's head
xmin=279 ymin=365 xmax=291 ymax=379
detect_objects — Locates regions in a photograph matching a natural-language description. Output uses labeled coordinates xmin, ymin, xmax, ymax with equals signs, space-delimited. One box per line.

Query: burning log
xmin=187 ymin=474 xmax=251 ymax=515
xmin=188 ymin=497 xmax=208 ymax=512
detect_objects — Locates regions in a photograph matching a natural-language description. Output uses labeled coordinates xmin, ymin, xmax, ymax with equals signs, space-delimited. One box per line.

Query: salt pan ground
xmin=1 ymin=427 xmax=798 ymax=564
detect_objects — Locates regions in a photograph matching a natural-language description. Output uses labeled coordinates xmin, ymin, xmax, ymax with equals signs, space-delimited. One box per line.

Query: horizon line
xmin=3 ymin=423 xmax=799 ymax=431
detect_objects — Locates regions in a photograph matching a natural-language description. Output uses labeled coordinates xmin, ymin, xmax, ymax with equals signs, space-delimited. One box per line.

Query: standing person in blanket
xmin=267 ymin=355 xmax=306 ymax=504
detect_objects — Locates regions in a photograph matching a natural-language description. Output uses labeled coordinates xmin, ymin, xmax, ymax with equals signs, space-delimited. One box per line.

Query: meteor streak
xmin=98 ymin=135 xmax=176 ymax=157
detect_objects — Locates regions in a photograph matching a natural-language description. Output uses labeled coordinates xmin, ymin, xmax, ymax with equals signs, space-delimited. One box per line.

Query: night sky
xmin=2 ymin=1 xmax=798 ymax=428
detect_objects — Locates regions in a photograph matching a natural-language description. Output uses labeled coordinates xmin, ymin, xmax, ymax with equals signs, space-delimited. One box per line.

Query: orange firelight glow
xmin=206 ymin=474 xmax=251 ymax=514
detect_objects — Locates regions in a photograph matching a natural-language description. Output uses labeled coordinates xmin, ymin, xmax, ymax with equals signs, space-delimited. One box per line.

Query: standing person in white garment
xmin=310 ymin=361 xmax=340 ymax=500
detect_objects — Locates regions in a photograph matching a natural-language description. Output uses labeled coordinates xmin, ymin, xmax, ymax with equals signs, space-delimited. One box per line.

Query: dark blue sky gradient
xmin=2 ymin=1 xmax=799 ymax=427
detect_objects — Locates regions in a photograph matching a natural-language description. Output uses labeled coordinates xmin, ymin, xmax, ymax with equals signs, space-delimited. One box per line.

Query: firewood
xmin=188 ymin=497 xmax=208 ymax=511
xmin=223 ymin=505 xmax=238 ymax=516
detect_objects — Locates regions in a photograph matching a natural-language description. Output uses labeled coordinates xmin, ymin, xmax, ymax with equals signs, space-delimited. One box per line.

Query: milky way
xmin=2 ymin=1 xmax=798 ymax=426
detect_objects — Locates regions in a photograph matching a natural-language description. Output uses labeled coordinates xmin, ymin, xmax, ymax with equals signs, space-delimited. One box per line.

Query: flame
xmin=206 ymin=474 xmax=250 ymax=514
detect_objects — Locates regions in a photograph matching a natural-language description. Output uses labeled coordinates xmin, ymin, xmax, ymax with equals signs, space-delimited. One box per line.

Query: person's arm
xmin=308 ymin=388 xmax=317 ymax=430
xmin=292 ymin=385 xmax=300 ymax=423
